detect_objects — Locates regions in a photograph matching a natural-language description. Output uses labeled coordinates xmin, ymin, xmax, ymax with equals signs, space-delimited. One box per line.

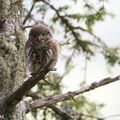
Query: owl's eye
xmin=34 ymin=35 xmax=37 ymax=37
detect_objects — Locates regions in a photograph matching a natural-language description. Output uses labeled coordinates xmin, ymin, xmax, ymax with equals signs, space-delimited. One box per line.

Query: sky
xmin=61 ymin=0 xmax=120 ymax=119
xmin=90 ymin=0 xmax=120 ymax=118
xmin=25 ymin=0 xmax=120 ymax=119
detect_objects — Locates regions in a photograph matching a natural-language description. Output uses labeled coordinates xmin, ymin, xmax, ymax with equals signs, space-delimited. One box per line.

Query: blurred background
xmin=23 ymin=0 xmax=120 ymax=119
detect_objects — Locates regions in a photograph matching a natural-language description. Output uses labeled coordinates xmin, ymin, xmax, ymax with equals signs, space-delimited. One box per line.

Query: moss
xmin=0 ymin=0 xmax=27 ymax=119
xmin=0 ymin=0 xmax=10 ymax=20
xmin=0 ymin=28 xmax=26 ymax=91
xmin=10 ymin=29 xmax=27 ymax=89
xmin=0 ymin=34 xmax=17 ymax=57
xmin=15 ymin=29 xmax=25 ymax=50
xmin=0 ymin=56 xmax=11 ymax=92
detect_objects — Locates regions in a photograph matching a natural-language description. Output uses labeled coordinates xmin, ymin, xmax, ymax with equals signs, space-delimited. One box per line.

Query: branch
xmin=4 ymin=60 xmax=54 ymax=108
xmin=41 ymin=0 xmax=104 ymax=48
xmin=41 ymin=0 xmax=80 ymax=41
xmin=26 ymin=91 xmax=42 ymax=99
xmin=27 ymin=75 xmax=120 ymax=110
xmin=27 ymin=90 xmax=120 ymax=120
xmin=23 ymin=1 xmax=36 ymax=25
xmin=73 ymin=26 xmax=106 ymax=46
xmin=49 ymin=105 xmax=72 ymax=120
xmin=26 ymin=91 xmax=72 ymax=119
xmin=22 ymin=25 xmax=34 ymax=30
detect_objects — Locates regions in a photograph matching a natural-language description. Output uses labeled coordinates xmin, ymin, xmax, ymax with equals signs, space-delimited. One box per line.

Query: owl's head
xmin=29 ymin=24 xmax=52 ymax=39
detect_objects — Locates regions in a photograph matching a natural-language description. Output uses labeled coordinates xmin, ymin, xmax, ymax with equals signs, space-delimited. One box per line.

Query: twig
xmin=40 ymin=0 xmax=79 ymax=41
xmin=43 ymin=78 xmax=57 ymax=87
xmin=41 ymin=0 xmax=103 ymax=48
xmin=23 ymin=1 xmax=36 ymax=25
xmin=41 ymin=0 xmax=77 ymax=38
xmin=27 ymin=75 xmax=120 ymax=110
xmin=22 ymin=25 xmax=34 ymax=30
xmin=73 ymin=26 xmax=106 ymax=46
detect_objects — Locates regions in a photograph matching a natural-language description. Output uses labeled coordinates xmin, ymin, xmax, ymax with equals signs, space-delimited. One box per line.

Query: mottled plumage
xmin=25 ymin=24 xmax=59 ymax=74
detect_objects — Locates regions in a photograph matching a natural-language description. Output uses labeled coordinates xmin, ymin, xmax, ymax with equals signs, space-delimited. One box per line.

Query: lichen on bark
xmin=0 ymin=0 xmax=26 ymax=119
xmin=0 ymin=0 xmax=26 ymax=94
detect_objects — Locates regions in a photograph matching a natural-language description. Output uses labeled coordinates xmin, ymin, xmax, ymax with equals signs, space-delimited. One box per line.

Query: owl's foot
xmin=30 ymin=72 xmax=37 ymax=76
xmin=30 ymin=67 xmax=56 ymax=76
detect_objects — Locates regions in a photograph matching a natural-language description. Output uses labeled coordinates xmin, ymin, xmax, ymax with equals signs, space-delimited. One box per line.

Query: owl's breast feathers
xmin=25 ymin=38 xmax=59 ymax=73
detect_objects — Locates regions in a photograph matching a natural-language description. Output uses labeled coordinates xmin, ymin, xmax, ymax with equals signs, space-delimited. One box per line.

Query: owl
xmin=24 ymin=24 xmax=59 ymax=75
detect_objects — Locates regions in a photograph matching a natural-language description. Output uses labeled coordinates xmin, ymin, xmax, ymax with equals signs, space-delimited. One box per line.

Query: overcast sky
xmin=61 ymin=0 xmax=120 ymax=119
xmin=25 ymin=0 xmax=120 ymax=119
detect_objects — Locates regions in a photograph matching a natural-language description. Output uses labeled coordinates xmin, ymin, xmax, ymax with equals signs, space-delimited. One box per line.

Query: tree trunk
xmin=0 ymin=0 xmax=26 ymax=119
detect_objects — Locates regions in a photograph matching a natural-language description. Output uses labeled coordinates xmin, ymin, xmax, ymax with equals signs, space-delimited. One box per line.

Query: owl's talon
xmin=30 ymin=72 xmax=37 ymax=76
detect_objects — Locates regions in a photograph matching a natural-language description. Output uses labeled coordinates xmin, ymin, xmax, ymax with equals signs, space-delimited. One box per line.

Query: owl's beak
xmin=39 ymin=34 xmax=44 ymax=41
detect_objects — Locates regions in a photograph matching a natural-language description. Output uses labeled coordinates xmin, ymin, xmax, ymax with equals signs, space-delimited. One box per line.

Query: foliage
xmin=23 ymin=0 xmax=120 ymax=119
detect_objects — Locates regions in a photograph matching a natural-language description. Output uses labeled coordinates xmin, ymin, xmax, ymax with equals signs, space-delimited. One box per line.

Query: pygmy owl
xmin=24 ymin=24 xmax=59 ymax=75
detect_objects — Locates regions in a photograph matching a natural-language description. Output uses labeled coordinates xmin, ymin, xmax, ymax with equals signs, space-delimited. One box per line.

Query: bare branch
xmin=22 ymin=25 xmax=34 ymax=30
xmin=27 ymin=75 xmax=120 ymax=110
xmin=23 ymin=1 xmax=36 ymax=25
xmin=26 ymin=91 xmax=72 ymax=119
xmin=26 ymin=91 xmax=42 ymax=99
xmin=49 ymin=105 xmax=73 ymax=120
xmin=43 ymin=78 xmax=57 ymax=87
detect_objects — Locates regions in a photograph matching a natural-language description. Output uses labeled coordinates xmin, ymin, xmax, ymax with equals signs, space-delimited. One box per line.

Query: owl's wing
xmin=24 ymin=40 xmax=33 ymax=66
xmin=46 ymin=39 xmax=59 ymax=69
xmin=51 ymin=39 xmax=59 ymax=60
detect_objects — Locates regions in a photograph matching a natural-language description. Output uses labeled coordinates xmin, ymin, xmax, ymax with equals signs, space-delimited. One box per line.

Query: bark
xmin=0 ymin=0 xmax=26 ymax=119
xmin=0 ymin=0 xmax=119 ymax=120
